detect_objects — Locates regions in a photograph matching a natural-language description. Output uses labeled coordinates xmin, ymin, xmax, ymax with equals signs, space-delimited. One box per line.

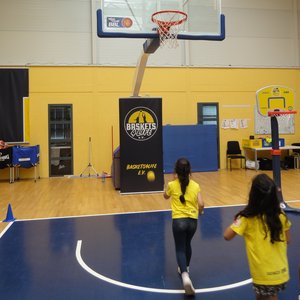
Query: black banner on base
xmin=119 ymin=97 xmax=164 ymax=194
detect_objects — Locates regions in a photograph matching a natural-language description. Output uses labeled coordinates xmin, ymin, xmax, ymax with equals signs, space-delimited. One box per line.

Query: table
xmin=243 ymin=145 xmax=300 ymax=170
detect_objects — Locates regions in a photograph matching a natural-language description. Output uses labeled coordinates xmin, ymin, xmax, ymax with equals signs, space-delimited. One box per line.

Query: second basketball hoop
xmin=151 ymin=10 xmax=188 ymax=48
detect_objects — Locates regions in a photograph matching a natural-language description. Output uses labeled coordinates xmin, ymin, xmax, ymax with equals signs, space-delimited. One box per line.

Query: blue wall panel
xmin=163 ymin=125 xmax=218 ymax=173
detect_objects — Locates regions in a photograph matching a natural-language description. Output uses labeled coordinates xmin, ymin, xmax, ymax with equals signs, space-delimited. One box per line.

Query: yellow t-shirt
xmin=231 ymin=213 xmax=291 ymax=285
xmin=166 ymin=178 xmax=200 ymax=219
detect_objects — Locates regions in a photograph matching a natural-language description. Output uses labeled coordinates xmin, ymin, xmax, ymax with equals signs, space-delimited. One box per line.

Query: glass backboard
xmin=97 ymin=0 xmax=225 ymax=40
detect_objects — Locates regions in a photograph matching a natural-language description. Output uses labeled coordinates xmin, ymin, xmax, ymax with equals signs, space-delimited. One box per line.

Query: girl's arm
xmin=163 ymin=191 xmax=170 ymax=199
xmin=223 ymin=226 xmax=237 ymax=241
xmin=285 ymin=229 xmax=290 ymax=244
xmin=197 ymin=192 xmax=204 ymax=214
xmin=163 ymin=181 xmax=170 ymax=199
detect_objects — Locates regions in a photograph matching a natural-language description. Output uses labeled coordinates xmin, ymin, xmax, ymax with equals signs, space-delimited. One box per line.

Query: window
xmin=198 ymin=104 xmax=218 ymax=125
xmin=197 ymin=102 xmax=220 ymax=168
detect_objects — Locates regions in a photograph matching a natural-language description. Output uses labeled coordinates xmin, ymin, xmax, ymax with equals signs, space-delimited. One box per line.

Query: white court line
xmin=16 ymin=209 xmax=172 ymax=222
xmin=14 ymin=200 xmax=300 ymax=222
xmin=0 ymin=222 xmax=14 ymax=239
xmin=76 ymin=240 xmax=252 ymax=294
xmin=9 ymin=204 xmax=253 ymax=222
xmin=286 ymin=200 xmax=300 ymax=203
xmin=10 ymin=203 xmax=249 ymax=222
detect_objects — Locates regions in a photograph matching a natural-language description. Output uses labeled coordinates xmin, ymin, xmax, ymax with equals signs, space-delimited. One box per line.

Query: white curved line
xmin=76 ymin=240 xmax=252 ymax=294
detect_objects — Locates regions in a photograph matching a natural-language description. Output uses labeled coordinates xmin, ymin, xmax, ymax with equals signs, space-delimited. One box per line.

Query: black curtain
xmin=0 ymin=69 xmax=29 ymax=143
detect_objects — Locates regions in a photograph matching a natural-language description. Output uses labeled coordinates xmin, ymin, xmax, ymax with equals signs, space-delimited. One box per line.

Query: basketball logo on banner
xmin=124 ymin=106 xmax=158 ymax=141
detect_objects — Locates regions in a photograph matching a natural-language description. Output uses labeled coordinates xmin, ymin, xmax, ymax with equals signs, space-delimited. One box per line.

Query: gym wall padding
xmin=163 ymin=125 xmax=218 ymax=173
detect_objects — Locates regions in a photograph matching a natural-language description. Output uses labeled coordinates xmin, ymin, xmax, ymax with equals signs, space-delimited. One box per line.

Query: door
xmin=48 ymin=104 xmax=73 ymax=177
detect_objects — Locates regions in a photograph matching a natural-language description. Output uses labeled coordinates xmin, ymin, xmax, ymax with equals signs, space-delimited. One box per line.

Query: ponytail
xmin=175 ymin=158 xmax=191 ymax=204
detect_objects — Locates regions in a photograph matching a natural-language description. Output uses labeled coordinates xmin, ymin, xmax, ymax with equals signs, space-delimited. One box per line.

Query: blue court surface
xmin=0 ymin=205 xmax=299 ymax=300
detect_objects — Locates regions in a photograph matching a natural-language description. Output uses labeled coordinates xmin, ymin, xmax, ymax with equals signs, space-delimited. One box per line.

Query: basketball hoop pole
xmin=132 ymin=52 xmax=150 ymax=97
xmin=270 ymin=116 xmax=283 ymax=199
xmin=132 ymin=10 xmax=187 ymax=96
xmin=269 ymin=114 xmax=300 ymax=213
xmin=132 ymin=38 xmax=160 ymax=97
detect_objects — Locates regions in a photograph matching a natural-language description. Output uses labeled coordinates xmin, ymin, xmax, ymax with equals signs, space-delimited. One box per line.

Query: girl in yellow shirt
xmin=224 ymin=173 xmax=291 ymax=300
xmin=164 ymin=158 xmax=204 ymax=295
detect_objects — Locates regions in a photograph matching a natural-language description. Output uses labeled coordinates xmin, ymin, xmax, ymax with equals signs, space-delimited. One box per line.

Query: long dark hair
xmin=175 ymin=158 xmax=191 ymax=204
xmin=235 ymin=173 xmax=287 ymax=243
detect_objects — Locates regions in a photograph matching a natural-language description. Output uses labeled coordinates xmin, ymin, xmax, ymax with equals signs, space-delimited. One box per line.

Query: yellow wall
xmin=26 ymin=66 xmax=300 ymax=178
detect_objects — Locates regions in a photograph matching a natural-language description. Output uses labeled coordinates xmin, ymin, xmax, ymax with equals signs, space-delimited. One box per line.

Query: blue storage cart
xmin=12 ymin=145 xmax=40 ymax=182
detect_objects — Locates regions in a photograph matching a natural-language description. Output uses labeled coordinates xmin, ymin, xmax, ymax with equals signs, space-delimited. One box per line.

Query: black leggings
xmin=172 ymin=218 xmax=198 ymax=273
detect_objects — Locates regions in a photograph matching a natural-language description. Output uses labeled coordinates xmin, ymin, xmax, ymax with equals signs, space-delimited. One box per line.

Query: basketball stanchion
xmin=269 ymin=112 xmax=300 ymax=213
xmin=98 ymin=0 xmax=225 ymax=96
xmin=132 ymin=10 xmax=188 ymax=97
xmin=256 ymin=85 xmax=300 ymax=213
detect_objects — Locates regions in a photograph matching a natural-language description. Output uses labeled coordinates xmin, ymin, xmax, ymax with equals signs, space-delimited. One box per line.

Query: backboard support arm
xmin=132 ymin=38 xmax=160 ymax=97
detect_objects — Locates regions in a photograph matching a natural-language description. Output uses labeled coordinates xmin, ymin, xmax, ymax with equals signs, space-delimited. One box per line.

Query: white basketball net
xmin=268 ymin=111 xmax=296 ymax=121
xmin=152 ymin=10 xmax=187 ymax=49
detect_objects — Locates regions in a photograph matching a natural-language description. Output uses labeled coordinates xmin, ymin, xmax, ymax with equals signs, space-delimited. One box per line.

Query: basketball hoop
xmin=151 ymin=10 xmax=188 ymax=48
xmin=268 ymin=110 xmax=297 ymax=120
xmin=268 ymin=111 xmax=297 ymax=116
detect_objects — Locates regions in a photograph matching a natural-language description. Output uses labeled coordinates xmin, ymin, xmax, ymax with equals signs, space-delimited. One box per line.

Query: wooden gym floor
xmin=1 ymin=169 xmax=300 ymax=232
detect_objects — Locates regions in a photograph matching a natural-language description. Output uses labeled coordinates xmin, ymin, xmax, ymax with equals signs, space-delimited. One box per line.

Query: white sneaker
xmin=181 ymin=272 xmax=195 ymax=295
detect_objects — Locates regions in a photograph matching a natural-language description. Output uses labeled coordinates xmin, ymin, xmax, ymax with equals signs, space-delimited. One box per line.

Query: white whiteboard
xmin=254 ymin=106 xmax=295 ymax=135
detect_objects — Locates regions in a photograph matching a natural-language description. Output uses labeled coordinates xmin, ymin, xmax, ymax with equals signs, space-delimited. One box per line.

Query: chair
xmin=226 ymin=141 xmax=246 ymax=171
xmin=12 ymin=145 xmax=40 ymax=182
xmin=291 ymin=143 xmax=300 ymax=169
xmin=0 ymin=147 xmax=14 ymax=183
xmin=291 ymin=143 xmax=300 ymax=154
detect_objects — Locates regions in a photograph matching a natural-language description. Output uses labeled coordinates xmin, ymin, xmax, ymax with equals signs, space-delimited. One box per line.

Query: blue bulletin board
xmin=163 ymin=125 xmax=218 ymax=173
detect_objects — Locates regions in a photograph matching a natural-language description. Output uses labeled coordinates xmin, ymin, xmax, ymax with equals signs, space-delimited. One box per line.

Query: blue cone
xmin=3 ymin=204 xmax=16 ymax=222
